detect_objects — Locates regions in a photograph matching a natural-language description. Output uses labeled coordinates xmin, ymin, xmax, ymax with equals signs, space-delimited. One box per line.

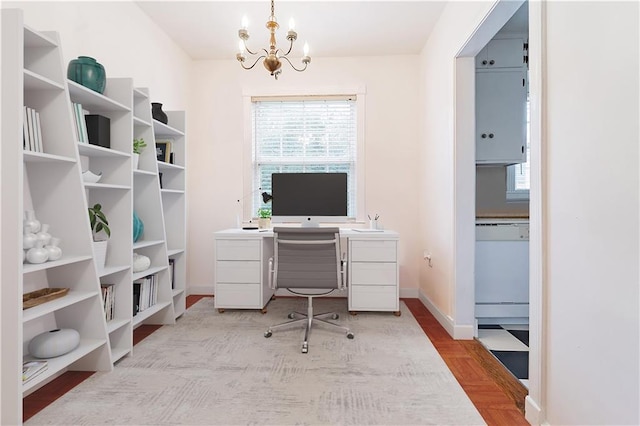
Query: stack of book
xmin=133 ymin=274 xmax=158 ymax=316
xmin=101 ymin=283 xmax=115 ymax=322
xmin=22 ymin=360 xmax=48 ymax=384
xmin=23 ymin=106 xmax=44 ymax=152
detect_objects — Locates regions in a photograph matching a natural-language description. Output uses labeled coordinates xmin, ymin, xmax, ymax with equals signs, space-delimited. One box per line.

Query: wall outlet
xmin=423 ymin=251 xmax=432 ymax=267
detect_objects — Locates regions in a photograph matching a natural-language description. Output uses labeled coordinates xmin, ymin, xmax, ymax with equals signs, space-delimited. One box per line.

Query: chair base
xmin=264 ymin=297 xmax=354 ymax=353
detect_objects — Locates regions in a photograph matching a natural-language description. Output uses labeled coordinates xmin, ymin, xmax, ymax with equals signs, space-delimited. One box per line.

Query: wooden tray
xmin=23 ymin=288 xmax=69 ymax=309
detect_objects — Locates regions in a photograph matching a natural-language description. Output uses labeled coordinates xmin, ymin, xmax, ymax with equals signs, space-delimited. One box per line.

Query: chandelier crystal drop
xmin=236 ymin=0 xmax=311 ymax=80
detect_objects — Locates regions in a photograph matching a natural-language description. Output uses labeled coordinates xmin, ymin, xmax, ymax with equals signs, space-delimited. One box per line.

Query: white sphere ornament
xmin=133 ymin=252 xmax=151 ymax=272
xmin=26 ymin=241 xmax=49 ymax=264
xmin=28 ymin=328 xmax=80 ymax=359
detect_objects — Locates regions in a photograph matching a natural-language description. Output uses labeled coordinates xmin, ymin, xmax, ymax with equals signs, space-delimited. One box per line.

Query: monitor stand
xmin=301 ymin=217 xmax=320 ymax=228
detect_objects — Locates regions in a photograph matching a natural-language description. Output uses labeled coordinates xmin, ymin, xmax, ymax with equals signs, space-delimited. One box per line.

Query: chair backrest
xmin=272 ymin=227 xmax=342 ymax=290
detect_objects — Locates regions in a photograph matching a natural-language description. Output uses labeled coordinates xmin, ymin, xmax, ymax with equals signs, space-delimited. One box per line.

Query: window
xmin=507 ymin=95 xmax=530 ymax=200
xmin=250 ymin=96 xmax=359 ymax=217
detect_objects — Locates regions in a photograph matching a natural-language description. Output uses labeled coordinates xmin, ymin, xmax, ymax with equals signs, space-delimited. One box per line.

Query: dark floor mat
xmin=506 ymin=329 xmax=529 ymax=347
xmin=491 ymin=350 xmax=529 ymax=380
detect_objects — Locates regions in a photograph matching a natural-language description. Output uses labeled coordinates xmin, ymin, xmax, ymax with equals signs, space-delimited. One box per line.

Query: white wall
xmin=542 ymin=2 xmax=639 ymax=424
xmin=3 ymin=1 xmax=192 ymax=109
xmin=417 ymin=1 xmax=495 ymax=331
xmin=188 ymin=56 xmax=422 ymax=294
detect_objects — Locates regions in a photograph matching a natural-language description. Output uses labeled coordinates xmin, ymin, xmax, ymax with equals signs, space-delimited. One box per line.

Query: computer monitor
xmin=271 ymin=172 xmax=348 ymax=227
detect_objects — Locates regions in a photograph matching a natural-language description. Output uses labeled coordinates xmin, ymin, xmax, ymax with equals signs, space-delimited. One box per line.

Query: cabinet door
xmin=476 ymin=70 xmax=527 ymax=164
xmin=476 ymin=38 xmax=524 ymax=69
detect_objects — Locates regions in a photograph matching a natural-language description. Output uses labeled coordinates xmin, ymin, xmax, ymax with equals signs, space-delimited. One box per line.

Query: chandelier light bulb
xmin=303 ymin=42 xmax=309 ymax=57
xmin=238 ymin=40 xmax=245 ymax=54
xmin=289 ymin=18 xmax=295 ymax=31
xmin=241 ymin=15 xmax=248 ymax=30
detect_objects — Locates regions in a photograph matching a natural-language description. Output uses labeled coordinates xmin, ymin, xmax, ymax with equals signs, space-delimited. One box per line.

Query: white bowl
xmin=82 ymin=170 xmax=102 ymax=183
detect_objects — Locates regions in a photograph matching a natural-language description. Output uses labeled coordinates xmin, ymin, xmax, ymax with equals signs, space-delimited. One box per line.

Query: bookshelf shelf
xmin=22 ymin=339 xmax=106 ymax=394
xmin=132 ymin=301 xmax=172 ymax=327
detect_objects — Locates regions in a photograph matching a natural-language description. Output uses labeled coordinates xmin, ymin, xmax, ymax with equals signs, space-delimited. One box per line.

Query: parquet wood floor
xmin=24 ymin=296 xmax=529 ymax=425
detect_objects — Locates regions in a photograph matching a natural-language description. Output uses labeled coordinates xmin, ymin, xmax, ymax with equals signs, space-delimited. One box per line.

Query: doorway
xmin=453 ymin=0 xmax=543 ymax=422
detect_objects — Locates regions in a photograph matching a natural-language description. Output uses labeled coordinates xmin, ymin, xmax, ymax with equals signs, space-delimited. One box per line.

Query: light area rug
xmin=26 ymin=297 xmax=485 ymax=425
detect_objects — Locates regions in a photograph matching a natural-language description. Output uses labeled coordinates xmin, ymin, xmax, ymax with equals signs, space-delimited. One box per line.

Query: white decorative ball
xmin=28 ymin=328 xmax=80 ymax=359
xmin=133 ymin=253 xmax=151 ymax=272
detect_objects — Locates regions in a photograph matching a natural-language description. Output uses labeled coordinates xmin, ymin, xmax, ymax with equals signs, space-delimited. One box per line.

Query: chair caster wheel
xmin=287 ymin=313 xmax=295 ymax=319
xmin=264 ymin=331 xmax=272 ymax=338
xmin=347 ymin=332 xmax=355 ymax=339
xmin=302 ymin=343 xmax=308 ymax=353
xmin=332 ymin=314 xmax=339 ymax=320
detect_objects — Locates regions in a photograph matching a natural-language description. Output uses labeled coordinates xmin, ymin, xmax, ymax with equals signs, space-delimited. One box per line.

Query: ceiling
xmin=134 ymin=1 xmax=448 ymax=60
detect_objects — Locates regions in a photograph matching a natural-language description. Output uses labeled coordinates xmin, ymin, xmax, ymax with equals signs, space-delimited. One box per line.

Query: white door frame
xmin=452 ymin=0 xmax=544 ymax=423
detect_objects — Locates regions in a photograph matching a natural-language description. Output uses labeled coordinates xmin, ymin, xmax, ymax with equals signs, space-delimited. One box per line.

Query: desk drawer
xmin=215 ymin=283 xmax=261 ymax=308
xmin=216 ymin=260 xmax=260 ymax=283
xmin=216 ymin=239 xmax=261 ymax=261
xmin=349 ymin=285 xmax=398 ymax=311
xmin=350 ymin=240 xmax=397 ymax=262
xmin=350 ymin=262 xmax=397 ymax=286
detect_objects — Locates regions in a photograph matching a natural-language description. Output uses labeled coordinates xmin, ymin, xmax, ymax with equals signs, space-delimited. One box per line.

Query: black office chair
xmin=264 ymin=227 xmax=354 ymax=353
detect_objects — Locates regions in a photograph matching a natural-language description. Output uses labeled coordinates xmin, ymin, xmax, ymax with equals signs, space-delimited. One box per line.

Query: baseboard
xmin=525 ymin=395 xmax=544 ymax=425
xmin=418 ymin=290 xmax=474 ymax=340
xmin=187 ymin=285 xmax=214 ymax=296
xmin=399 ymin=287 xmax=419 ymax=298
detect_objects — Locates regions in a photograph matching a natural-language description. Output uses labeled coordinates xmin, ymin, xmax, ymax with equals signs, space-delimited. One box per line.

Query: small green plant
xmin=257 ymin=208 xmax=271 ymax=219
xmin=88 ymin=203 xmax=110 ymax=241
xmin=133 ymin=138 xmax=147 ymax=155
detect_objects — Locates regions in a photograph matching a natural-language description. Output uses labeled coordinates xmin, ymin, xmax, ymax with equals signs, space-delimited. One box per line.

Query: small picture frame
xmin=156 ymin=141 xmax=172 ymax=162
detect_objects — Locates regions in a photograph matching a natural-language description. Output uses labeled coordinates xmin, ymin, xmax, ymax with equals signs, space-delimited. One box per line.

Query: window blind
xmin=252 ymin=97 xmax=357 ymax=216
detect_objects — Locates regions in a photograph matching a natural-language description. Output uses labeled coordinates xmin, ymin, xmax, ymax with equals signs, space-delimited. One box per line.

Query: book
xmin=22 ymin=107 xmax=30 ymax=150
xmin=101 ymin=283 xmax=115 ymax=321
xmin=22 ymin=360 xmax=48 ymax=383
xmin=24 ymin=106 xmax=34 ymax=151
xmin=34 ymin=110 xmax=43 ymax=152
xmin=168 ymin=259 xmax=175 ymax=289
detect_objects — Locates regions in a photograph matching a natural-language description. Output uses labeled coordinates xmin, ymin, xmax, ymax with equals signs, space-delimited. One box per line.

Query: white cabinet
xmin=475 ymin=38 xmax=525 ymax=69
xmin=348 ymin=238 xmax=400 ymax=314
xmin=475 ymin=70 xmax=527 ymax=164
xmin=475 ymin=35 xmax=527 ymax=165
xmin=1 ymin=10 xmax=111 ymax=423
xmin=214 ymin=236 xmax=275 ymax=312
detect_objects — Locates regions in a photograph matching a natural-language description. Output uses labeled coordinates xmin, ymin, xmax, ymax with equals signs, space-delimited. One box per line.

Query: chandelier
xmin=236 ymin=0 xmax=311 ymax=80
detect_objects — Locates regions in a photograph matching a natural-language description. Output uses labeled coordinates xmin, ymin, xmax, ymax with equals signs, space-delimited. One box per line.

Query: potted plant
xmin=257 ymin=207 xmax=271 ymax=229
xmin=88 ymin=203 xmax=110 ymax=270
xmin=133 ymin=138 xmax=147 ymax=169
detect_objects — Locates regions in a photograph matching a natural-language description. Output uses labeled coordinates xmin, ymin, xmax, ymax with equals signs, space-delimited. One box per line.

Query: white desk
xmin=213 ymin=228 xmax=400 ymax=315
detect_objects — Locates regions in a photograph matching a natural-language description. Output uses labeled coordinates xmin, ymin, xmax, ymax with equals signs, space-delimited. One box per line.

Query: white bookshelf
xmin=1 ymin=9 xmax=112 ymax=423
xmin=153 ymin=111 xmax=187 ymax=319
xmin=69 ymin=77 xmax=135 ymax=364
xmin=132 ymin=88 xmax=176 ymax=326
xmin=0 ymin=11 xmax=188 ymax=422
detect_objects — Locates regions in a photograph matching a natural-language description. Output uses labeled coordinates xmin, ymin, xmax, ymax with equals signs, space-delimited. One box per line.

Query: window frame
xmin=242 ymin=86 xmax=366 ymax=221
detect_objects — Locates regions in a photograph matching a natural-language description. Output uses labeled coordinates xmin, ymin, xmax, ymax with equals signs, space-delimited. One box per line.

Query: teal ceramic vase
xmin=67 ymin=56 xmax=106 ymax=94
xmin=133 ymin=211 xmax=144 ymax=242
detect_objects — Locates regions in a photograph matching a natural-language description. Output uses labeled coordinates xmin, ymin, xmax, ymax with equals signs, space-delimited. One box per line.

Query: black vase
xmin=151 ymin=103 xmax=168 ymax=124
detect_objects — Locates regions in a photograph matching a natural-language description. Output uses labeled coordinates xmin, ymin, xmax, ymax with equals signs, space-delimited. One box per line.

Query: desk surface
xmin=215 ymin=228 xmax=399 ymax=239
